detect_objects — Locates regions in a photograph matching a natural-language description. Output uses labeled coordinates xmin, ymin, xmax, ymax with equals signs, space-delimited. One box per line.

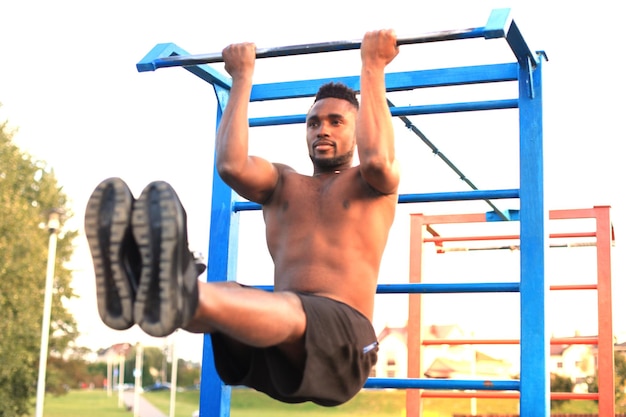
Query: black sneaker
xmin=84 ymin=177 xmax=140 ymax=330
xmin=132 ymin=181 xmax=200 ymax=337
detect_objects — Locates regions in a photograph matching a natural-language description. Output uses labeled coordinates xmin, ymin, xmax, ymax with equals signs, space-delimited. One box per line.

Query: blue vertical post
xmin=518 ymin=54 xmax=548 ymax=416
xmin=198 ymin=85 xmax=239 ymax=417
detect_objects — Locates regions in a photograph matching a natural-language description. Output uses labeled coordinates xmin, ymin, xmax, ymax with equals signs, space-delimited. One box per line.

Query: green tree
xmin=117 ymin=346 xmax=201 ymax=389
xmin=0 ymin=115 xmax=78 ymax=416
xmin=615 ymin=351 xmax=626 ymax=410
xmin=46 ymin=346 xmax=98 ymax=394
xmin=176 ymin=359 xmax=201 ymax=388
xmin=550 ymin=373 xmax=574 ymax=410
xmin=587 ymin=350 xmax=626 ymax=412
xmin=121 ymin=346 xmax=164 ymax=387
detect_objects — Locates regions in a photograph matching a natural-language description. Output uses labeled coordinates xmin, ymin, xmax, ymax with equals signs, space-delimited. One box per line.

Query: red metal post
xmin=407 ymin=214 xmax=425 ymax=417
xmin=595 ymin=206 xmax=614 ymax=416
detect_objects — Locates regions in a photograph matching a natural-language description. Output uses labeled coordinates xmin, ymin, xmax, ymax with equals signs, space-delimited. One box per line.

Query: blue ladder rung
xmin=253 ymin=282 xmax=519 ymax=294
xmin=249 ymin=99 xmax=518 ymax=127
xmin=377 ymin=282 xmax=520 ymax=293
xmin=365 ymin=377 xmax=520 ymax=391
xmin=233 ymin=189 xmax=520 ymax=212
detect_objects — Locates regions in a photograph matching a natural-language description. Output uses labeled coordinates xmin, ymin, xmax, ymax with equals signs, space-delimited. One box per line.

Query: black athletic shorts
xmin=210 ymin=292 xmax=379 ymax=406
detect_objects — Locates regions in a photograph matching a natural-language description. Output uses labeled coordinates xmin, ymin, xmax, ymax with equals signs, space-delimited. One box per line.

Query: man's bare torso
xmin=262 ymin=164 xmax=397 ymax=319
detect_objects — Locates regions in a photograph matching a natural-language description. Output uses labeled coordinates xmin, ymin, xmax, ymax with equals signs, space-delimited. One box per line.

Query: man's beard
xmin=310 ymin=149 xmax=354 ymax=170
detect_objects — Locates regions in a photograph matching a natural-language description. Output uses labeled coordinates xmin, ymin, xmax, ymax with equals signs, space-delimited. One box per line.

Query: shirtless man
xmin=85 ymin=29 xmax=399 ymax=406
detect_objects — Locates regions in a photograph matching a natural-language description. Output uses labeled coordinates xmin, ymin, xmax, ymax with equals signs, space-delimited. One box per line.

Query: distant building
xmin=425 ymin=350 xmax=512 ymax=379
xmin=375 ymin=325 xmax=408 ymax=378
xmin=96 ymin=342 xmax=133 ymax=363
xmin=374 ymin=322 xmax=617 ymax=396
xmin=549 ymin=342 xmax=595 ymax=393
xmin=373 ymin=324 xmax=514 ymax=379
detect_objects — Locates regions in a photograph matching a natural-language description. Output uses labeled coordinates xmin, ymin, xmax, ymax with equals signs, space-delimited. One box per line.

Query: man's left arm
xmin=356 ymin=29 xmax=400 ymax=195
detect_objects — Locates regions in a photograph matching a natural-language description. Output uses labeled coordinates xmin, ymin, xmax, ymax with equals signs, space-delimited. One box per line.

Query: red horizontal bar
xmin=425 ymin=232 xmax=596 ymax=243
xmin=419 ymin=391 xmax=599 ymax=400
xmin=551 ymin=232 xmax=596 ymax=239
xmin=421 ymin=391 xmax=519 ymax=399
xmin=551 ymin=337 xmax=598 ymax=345
xmin=551 ymin=392 xmax=600 ymax=400
xmin=422 ymin=339 xmax=517 ymax=345
xmin=426 ymin=234 xmax=520 ymax=242
xmin=422 ymin=337 xmax=598 ymax=346
xmin=550 ymin=284 xmax=597 ymax=291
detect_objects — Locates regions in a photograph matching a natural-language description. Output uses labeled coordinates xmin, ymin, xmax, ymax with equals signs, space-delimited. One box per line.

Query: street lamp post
xmin=133 ymin=343 xmax=143 ymax=417
xmin=35 ymin=210 xmax=60 ymax=417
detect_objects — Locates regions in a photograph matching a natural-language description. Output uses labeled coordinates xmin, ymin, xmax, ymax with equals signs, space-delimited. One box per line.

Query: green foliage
xmin=587 ymin=350 xmax=626 ymax=412
xmin=47 ymin=352 xmax=94 ymax=394
xmin=550 ymin=373 xmax=574 ymax=410
xmin=117 ymin=346 xmax=200 ymax=389
xmin=121 ymin=346 xmax=161 ymax=387
xmin=550 ymin=372 xmax=574 ymax=392
xmin=615 ymin=351 xmax=626 ymax=410
xmin=86 ymin=362 xmax=108 ymax=388
xmin=0 ymin=115 xmax=78 ymax=416
xmin=176 ymin=359 xmax=201 ymax=388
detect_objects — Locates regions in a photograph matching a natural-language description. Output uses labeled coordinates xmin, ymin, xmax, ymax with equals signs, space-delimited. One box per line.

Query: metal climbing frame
xmin=405 ymin=207 xmax=614 ymax=416
xmin=137 ymin=8 xmax=554 ymax=417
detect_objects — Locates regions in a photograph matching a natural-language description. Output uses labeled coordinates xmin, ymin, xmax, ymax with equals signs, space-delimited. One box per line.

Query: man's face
xmin=306 ymin=98 xmax=357 ymax=170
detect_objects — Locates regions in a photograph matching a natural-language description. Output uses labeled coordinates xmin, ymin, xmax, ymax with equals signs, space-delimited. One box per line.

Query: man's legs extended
xmin=186 ymin=281 xmax=306 ymax=367
xmin=85 ymin=178 xmax=306 ymax=363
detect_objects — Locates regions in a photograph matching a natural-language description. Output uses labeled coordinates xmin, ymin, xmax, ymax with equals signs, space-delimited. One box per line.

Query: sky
xmin=1 ymin=1 xmax=624 ymax=365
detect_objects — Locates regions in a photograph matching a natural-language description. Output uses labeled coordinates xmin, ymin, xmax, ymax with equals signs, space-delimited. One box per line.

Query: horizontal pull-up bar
xmin=137 ymin=9 xmax=511 ymax=72
xmin=139 ymin=30 xmax=475 ymax=72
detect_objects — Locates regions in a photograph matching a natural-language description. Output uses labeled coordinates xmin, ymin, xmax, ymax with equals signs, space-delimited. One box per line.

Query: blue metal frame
xmin=137 ymin=8 xmax=547 ymax=417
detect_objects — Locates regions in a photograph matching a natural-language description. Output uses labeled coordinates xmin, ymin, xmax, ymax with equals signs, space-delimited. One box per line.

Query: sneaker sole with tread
xmin=84 ymin=177 xmax=137 ymax=330
xmin=132 ymin=181 xmax=197 ymax=337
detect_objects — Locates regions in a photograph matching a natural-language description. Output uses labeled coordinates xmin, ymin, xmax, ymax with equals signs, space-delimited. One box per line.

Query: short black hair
xmin=313 ymin=82 xmax=359 ymax=109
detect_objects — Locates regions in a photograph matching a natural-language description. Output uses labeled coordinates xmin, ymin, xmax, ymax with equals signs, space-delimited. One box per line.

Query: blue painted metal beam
xmin=249 ymin=63 xmax=519 ymax=101
xmin=483 ymin=8 xmax=513 ymax=39
xmin=505 ymin=20 xmax=538 ymax=67
xmin=375 ymin=282 xmax=520 ymax=293
xmin=487 ymin=209 xmax=520 ymax=222
xmin=518 ymin=54 xmax=548 ymax=416
xmin=136 ymin=43 xmax=231 ymax=89
xmin=365 ymin=377 xmax=520 ymax=391
xmin=233 ymin=189 xmax=520 ymax=212
xmin=198 ymin=86 xmax=237 ymax=417
xmin=249 ymin=99 xmax=518 ymax=127
xmin=254 ymin=282 xmax=520 ymax=294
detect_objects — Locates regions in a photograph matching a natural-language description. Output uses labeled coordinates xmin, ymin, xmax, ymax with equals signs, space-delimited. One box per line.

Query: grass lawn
xmin=143 ymin=388 xmax=521 ymax=417
xmin=33 ymin=390 xmax=131 ymax=417
xmin=36 ymin=388 xmax=600 ymax=417
xmin=145 ymin=389 xmax=199 ymax=417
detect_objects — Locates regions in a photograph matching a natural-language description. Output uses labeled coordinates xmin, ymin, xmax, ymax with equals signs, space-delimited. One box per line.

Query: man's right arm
xmin=215 ymin=43 xmax=279 ymax=204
